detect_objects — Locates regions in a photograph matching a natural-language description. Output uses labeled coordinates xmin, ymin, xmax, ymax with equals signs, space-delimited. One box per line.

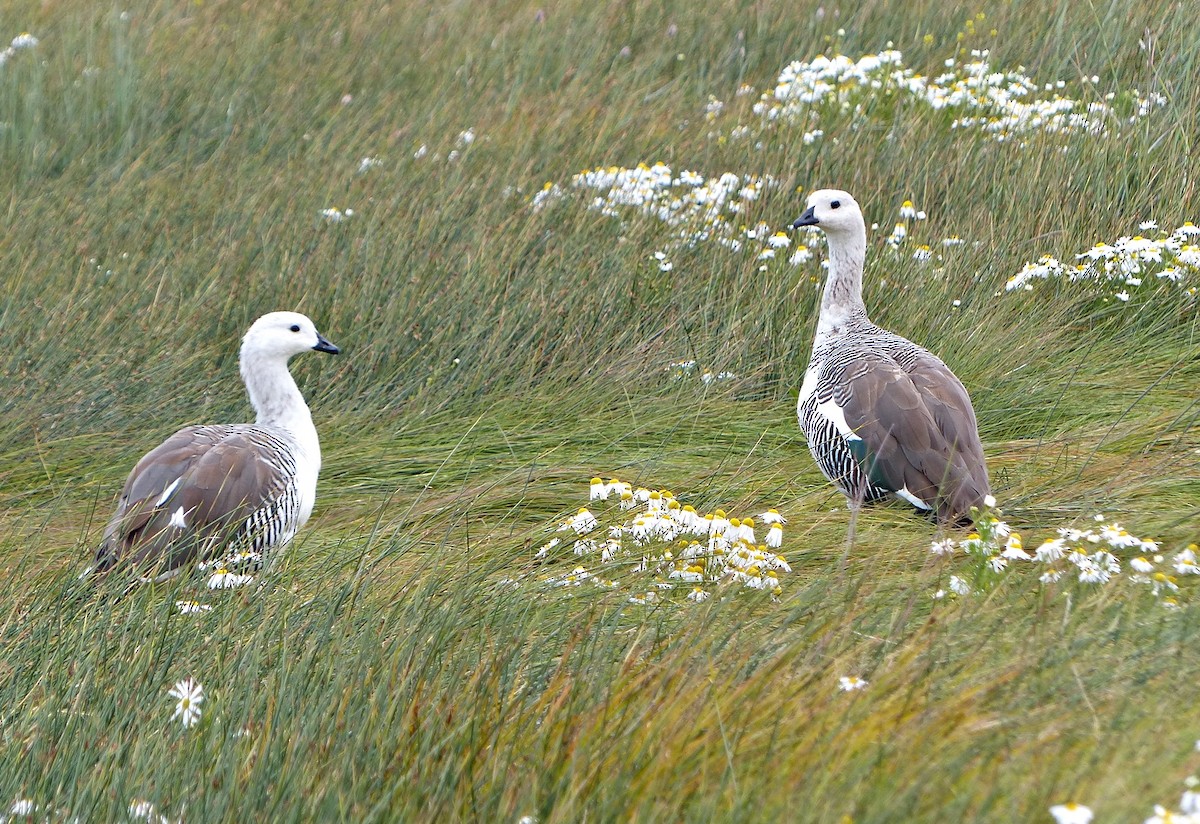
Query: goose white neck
xmin=240 ymin=353 xmax=320 ymax=456
xmin=817 ymin=220 xmax=870 ymax=339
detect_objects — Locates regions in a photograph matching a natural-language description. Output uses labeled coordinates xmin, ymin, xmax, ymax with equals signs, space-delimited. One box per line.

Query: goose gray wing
xmin=95 ymin=425 xmax=284 ymax=575
xmin=904 ymin=353 xmax=989 ymax=484
xmin=826 ymin=353 xmax=989 ymax=522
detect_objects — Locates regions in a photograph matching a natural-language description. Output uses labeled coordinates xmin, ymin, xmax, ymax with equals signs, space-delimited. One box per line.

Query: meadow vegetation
xmin=0 ymin=0 xmax=1197 ymax=820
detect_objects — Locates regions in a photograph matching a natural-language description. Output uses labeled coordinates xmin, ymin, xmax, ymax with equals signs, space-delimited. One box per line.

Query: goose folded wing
xmin=904 ymin=354 xmax=989 ymax=473
xmin=97 ymin=427 xmax=280 ymax=573
xmin=831 ymin=356 xmax=980 ymax=518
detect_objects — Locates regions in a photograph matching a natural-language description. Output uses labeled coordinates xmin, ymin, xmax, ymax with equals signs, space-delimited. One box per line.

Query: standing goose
xmin=94 ymin=311 xmax=340 ymax=580
xmin=791 ymin=189 xmax=989 ymax=525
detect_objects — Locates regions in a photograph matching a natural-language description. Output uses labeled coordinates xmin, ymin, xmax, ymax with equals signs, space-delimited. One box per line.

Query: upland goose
xmin=93 ymin=311 xmax=339 ymax=580
xmin=791 ymin=189 xmax=989 ymax=525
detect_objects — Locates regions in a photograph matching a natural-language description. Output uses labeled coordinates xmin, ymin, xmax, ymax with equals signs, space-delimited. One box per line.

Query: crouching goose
xmin=93 ymin=311 xmax=340 ymax=581
xmin=791 ymin=189 xmax=990 ymax=526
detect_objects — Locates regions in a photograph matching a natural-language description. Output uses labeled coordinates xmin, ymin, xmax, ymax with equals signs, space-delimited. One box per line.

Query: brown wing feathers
xmin=836 ymin=354 xmax=988 ymax=522
xmin=96 ymin=426 xmax=278 ymax=576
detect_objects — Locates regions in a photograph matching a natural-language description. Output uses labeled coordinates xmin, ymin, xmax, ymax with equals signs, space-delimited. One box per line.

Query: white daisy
xmin=838 ymin=676 xmax=868 ymax=692
xmin=1048 ymin=802 xmax=1093 ymax=824
xmin=207 ymin=568 xmax=254 ymax=589
xmin=168 ymin=678 xmax=204 ymax=729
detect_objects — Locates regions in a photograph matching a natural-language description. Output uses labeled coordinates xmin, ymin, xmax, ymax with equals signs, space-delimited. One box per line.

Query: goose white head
xmin=791 ymin=188 xmax=870 ymax=335
xmin=241 ymin=311 xmax=340 ymax=362
xmin=791 ymin=189 xmax=864 ymax=235
xmin=240 ymin=311 xmax=339 ymax=431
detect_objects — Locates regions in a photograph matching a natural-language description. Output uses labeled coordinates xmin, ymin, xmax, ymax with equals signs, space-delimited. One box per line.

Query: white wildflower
xmin=565 ymin=508 xmax=599 ymax=535
xmin=1130 ymin=556 xmax=1154 ymax=573
xmin=838 ymin=676 xmax=868 ymax=692
xmin=168 ymin=678 xmax=204 ymax=729
xmin=1174 ymin=548 xmax=1200 ymax=575
xmin=207 ymin=568 xmax=254 ymax=589
xmin=1048 ymin=803 xmax=1093 ymax=824
xmin=789 ymin=245 xmax=812 ymax=265
xmin=766 ymin=523 xmax=783 ymax=548
xmin=1035 ymin=539 xmax=1067 ymax=562
xmin=930 ymin=538 xmax=956 ymax=556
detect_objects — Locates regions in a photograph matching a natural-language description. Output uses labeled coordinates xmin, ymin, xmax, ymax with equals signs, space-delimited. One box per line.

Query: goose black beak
xmin=313 ymin=333 xmax=340 ymax=355
xmin=791 ymin=206 xmax=818 ymax=229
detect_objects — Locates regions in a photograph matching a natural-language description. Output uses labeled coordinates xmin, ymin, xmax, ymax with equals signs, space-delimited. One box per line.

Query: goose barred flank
xmin=792 ymin=189 xmax=990 ymax=524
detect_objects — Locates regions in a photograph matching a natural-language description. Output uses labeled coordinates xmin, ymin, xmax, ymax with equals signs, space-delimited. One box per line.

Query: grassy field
xmin=1 ymin=0 xmax=1198 ymax=820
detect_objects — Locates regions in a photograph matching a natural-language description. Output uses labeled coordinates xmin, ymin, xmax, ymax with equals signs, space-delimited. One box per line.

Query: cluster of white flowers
xmin=1141 ymin=775 xmax=1200 ymax=823
xmin=554 ymin=163 xmax=964 ymax=273
xmin=531 ymin=181 xmax=565 ymax=211
xmin=746 ymin=49 xmax=1164 ymax=144
xmin=320 ymin=207 xmax=354 ymax=223
xmin=535 ymin=478 xmax=791 ymax=604
xmin=932 ymin=501 xmax=1193 ymax=608
xmin=884 ymin=198 xmax=958 ymax=267
xmin=198 ymin=549 xmax=259 ymax=589
xmin=1007 ymin=221 xmax=1200 ymax=300
xmin=666 ymin=360 xmax=736 ymax=384
xmin=168 ymin=678 xmax=204 ymax=729
xmin=1050 ymin=774 xmax=1200 ymax=823
xmin=565 ymin=163 xmax=797 ymax=264
xmin=0 ymin=32 xmax=38 ymax=67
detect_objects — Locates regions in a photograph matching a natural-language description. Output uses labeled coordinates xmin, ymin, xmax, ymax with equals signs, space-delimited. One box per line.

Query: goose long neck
xmin=818 ymin=221 xmax=870 ymax=338
xmin=240 ymin=351 xmax=319 ymax=453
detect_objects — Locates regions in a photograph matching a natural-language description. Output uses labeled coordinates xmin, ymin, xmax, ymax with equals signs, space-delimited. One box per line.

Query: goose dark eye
xmin=290 ymin=324 xmax=301 ymax=333
xmin=831 ymin=200 xmax=841 ymax=209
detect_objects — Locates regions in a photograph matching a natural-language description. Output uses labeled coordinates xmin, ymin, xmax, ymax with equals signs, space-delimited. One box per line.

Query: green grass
xmin=1 ymin=0 xmax=1199 ymax=820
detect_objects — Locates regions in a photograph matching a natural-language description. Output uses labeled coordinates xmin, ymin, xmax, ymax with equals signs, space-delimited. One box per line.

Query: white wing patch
xmin=815 ymin=398 xmax=861 ymax=441
xmin=168 ymin=506 xmax=189 ymax=529
xmin=155 ymin=477 xmax=182 ymax=507
xmin=895 ymin=486 xmax=933 ymax=510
